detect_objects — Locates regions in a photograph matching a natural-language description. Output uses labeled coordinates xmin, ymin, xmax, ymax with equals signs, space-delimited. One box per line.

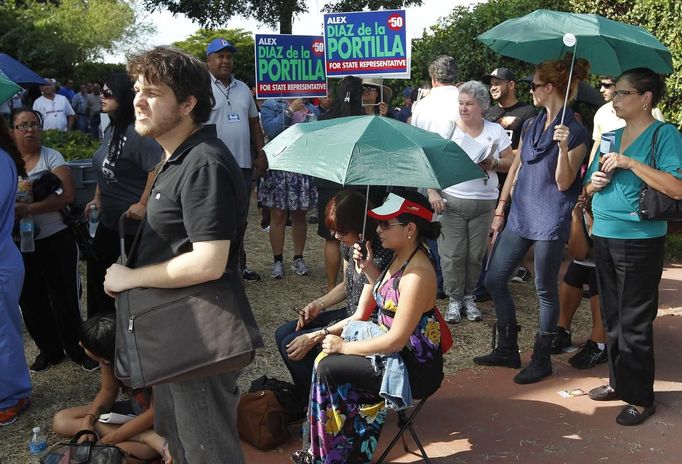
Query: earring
xmin=408 ymin=235 xmax=412 ymax=240
xmin=642 ymin=103 xmax=648 ymax=112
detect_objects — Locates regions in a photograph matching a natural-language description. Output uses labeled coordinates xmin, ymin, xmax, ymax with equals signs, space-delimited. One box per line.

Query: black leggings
xmin=20 ymin=228 xmax=85 ymax=363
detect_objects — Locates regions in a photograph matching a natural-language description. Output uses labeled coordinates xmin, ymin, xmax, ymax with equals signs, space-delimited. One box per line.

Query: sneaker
xmin=551 ymin=326 xmax=572 ymax=354
xmin=463 ymin=295 xmax=482 ymax=322
xmin=271 ymin=261 xmax=285 ymax=279
xmin=261 ymin=225 xmax=271 ymax=233
xmin=29 ymin=353 xmax=62 ymax=373
xmin=0 ymin=398 xmax=30 ymax=426
xmin=80 ymin=356 xmax=100 ymax=373
xmin=511 ymin=266 xmax=532 ymax=283
xmin=291 ymin=258 xmax=309 ymax=276
xmin=445 ymin=298 xmax=462 ymax=324
xmin=242 ymin=267 xmax=261 ymax=281
xmin=568 ymin=340 xmax=607 ymax=369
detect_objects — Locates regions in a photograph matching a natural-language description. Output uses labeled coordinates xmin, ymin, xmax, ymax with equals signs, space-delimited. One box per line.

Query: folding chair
xmin=375 ymin=396 xmax=431 ymax=464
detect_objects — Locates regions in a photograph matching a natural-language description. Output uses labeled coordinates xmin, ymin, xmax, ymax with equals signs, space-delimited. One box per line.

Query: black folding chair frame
xmin=375 ymin=397 xmax=431 ymax=464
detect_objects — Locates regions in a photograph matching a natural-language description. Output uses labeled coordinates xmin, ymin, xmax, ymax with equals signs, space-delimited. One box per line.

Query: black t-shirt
xmin=130 ymin=125 xmax=246 ymax=269
xmin=484 ymin=101 xmax=537 ymax=149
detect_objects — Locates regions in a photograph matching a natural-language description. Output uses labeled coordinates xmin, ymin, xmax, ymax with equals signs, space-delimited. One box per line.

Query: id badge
xmin=227 ymin=113 xmax=240 ymax=122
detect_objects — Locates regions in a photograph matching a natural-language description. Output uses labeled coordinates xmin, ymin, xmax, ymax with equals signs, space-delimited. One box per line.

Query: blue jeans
xmin=275 ymin=308 xmax=348 ymax=400
xmin=484 ymin=228 xmax=565 ymax=334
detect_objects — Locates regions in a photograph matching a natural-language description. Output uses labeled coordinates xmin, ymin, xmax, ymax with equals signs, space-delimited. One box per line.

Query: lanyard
xmin=213 ymin=77 xmax=232 ymax=108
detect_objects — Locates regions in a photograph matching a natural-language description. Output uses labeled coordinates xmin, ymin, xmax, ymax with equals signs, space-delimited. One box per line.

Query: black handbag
xmin=638 ymin=123 xmax=682 ymax=221
xmin=41 ymin=430 xmax=127 ymax=464
xmin=114 ymin=212 xmax=264 ymax=389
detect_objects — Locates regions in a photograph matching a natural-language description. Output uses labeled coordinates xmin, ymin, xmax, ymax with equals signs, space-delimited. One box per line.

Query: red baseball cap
xmin=368 ymin=193 xmax=434 ymax=222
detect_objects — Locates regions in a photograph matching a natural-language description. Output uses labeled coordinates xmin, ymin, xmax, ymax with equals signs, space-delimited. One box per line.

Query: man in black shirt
xmin=104 ymin=47 xmax=262 ymax=463
xmin=483 ymin=68 xmax=537 ymax=152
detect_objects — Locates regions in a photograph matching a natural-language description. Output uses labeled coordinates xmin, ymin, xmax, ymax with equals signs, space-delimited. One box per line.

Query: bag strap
xmin=648 ymin=122 xmax=674 ymax=170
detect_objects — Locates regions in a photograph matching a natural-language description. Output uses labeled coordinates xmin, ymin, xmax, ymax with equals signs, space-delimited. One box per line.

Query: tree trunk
xmin=278 ymin=0 xmax=295 ymax=34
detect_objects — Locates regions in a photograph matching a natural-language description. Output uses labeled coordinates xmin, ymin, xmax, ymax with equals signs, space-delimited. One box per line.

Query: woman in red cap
xmin=291 ymin=191 xmax=444 ymax=464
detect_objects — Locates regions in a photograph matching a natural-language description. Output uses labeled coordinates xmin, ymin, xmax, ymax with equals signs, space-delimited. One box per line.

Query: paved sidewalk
xmin=244 ymin=265 xmax=682 ymax=463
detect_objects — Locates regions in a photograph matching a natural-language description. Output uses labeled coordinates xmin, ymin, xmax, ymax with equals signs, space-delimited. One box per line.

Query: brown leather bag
xmin=237 ymin=390 xmax=289 ymax=450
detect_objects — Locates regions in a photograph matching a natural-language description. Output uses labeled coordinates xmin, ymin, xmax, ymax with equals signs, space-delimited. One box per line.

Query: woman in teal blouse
xmin=585 ymin=67 xmax=682 ymax=426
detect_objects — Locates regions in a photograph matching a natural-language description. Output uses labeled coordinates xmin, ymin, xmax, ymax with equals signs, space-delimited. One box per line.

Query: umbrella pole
xmin=361 ymin=184 xmax=369 ymax=239
xmin=560 ymin=39 xmax=577 ymax=126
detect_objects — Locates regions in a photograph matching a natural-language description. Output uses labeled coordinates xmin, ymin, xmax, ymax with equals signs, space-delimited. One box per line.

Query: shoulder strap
xmin=648 ymin=122 xmax=674 ymax=170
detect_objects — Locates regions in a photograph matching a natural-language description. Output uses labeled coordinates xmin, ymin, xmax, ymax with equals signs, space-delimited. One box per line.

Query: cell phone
xmin=356 ymin=240 xmax=367 ymax=260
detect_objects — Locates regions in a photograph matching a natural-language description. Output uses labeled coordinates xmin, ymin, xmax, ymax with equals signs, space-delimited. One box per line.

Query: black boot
xmin=514 ymin=332 xmax=554 ymax=384
xmin=473 ymin=323 xmax=521 ymax=368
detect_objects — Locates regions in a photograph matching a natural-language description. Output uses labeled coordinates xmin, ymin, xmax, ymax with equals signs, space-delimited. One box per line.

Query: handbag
xmin=638 ymin=123 xmax=682 ymax=221
xmin=115 ymin=212 xmax=264 ymax=389
xmin=41 ymin=430 xmax=127 ymax=464
xmin=237 ymin=389 xmax=289 ymax=450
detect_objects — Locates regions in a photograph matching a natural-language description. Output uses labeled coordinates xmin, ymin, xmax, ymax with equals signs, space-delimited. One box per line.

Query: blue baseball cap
xmin=206 ymin=38 xmax=238 ymax=55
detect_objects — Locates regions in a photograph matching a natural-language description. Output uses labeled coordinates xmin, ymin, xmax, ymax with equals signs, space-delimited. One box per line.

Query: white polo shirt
xmin=33 ymin=94 xmax=75 ymax=131
xmin=410 ymin=85 xmax=460 ymax=139
xmin=207 ymin=75 xmax=259 ymax=169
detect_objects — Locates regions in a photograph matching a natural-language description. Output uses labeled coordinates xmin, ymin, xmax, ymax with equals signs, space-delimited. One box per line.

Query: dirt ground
xmin=0 ymin=200 xmax=593 ymax=463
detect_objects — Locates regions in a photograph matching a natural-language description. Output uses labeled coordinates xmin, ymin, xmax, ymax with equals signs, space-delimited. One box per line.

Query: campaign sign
xmin=324 ymin=9 xmax=409 ymax=78
xmin=255 ymin=34 xmax=327 ymax=99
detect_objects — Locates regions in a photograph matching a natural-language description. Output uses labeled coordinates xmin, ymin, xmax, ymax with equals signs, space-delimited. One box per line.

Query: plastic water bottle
xmin=20 ymin=216 xmax=35 ymax=252
xmin=89 ymin=204 xmax=100 ymax=238
xmin=28 ymin=426 xmax=48 ymax=463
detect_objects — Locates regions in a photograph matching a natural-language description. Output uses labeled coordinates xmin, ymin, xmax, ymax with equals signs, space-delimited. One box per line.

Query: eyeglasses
xmin=363 ymin=85 xmax=378 ymax=93
xmin=599 ymin=82 xmax=615 ymax=89
xmin=378 ymin=221 xmax=407 ymax=230
xmin=101 ymin=88 xmax=114 ymax=99
xmin=612 ymin=89 xmax=642 ymax=98
xmin=530 ymin=82 xmax=548 ymax=91
xmin=13 ymin=123 xmax=42 ymax=132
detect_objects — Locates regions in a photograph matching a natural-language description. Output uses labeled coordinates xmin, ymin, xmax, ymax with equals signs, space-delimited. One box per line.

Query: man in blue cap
xmin=206 ymin=37 xmax=267 ymax=282
xmin=393 ymin=86 xmax=413 ymax=123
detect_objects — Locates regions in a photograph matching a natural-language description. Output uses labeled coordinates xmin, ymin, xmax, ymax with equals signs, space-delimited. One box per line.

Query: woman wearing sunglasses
xmin=10 ymin=107 xmax=95 ymax=372
xmin=292 ymin=192 xmax=444 ymax=464
xmin=474 ymin=54 xmax=590 ymax=385
xmin=585 ymin=68 xmax=682 ymax=426
xmin=276 ymin=189 xmax=394 ymax=412
xmin=84 ymin=73 xmax=161 ymax=318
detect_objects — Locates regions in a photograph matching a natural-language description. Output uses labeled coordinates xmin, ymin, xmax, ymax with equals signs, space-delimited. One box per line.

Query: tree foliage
xmin=142 ymin=0 xmax=422 ymax=34
xmin=0 ymin=0 xmax=153 ymax=79
xmin=172 ymin=28 xmax=256 ymax=83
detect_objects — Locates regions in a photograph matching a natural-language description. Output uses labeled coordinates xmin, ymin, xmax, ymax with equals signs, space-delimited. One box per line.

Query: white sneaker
xmin=271 ymin=261 xmax=285 ymax=279
xmin=463 ymin=295 xmax=482 ymax=322
xmin=291 ymin=258 xmax=309 ymax=276
xmin=445 ymin=298 xmax=462 ymax=324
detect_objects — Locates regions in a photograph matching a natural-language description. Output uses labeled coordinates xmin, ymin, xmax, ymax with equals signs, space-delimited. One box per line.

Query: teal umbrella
xmin=264 ymin=115 xmax=485 ymax=190
xmin=477 ymin=9 xmax=673 ymax=76
xmin=0 ymin=71 xmax=21 ymax=106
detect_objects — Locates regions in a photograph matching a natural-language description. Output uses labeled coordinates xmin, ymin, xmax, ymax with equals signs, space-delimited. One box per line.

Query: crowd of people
xmin=0 ymin=33 xmax=681 ymax=464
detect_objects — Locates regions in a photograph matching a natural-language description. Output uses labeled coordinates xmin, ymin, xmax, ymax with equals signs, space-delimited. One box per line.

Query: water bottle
xmin=433 ymin=197 xmax=447 ymax=222
xmin=28 ymin=426 xmax=48 ymax=463
xmin=89 ymin=204 xmax=100 ymax=238
xmin=20 ymin=216 xmax=35 ymax=253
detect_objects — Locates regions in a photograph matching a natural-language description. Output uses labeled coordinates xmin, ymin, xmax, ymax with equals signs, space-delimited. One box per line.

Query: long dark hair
xmin=2 ymin=112 xmax=26 ymax=177
xmin=320 ymin=76 xmax=364 ymax=120
xmin=104 ymin=72 xmax=135 ymax=162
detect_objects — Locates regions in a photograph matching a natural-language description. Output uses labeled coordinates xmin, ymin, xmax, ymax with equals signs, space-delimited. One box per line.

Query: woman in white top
xmin=434 ymin=81 xmax=514 ymax=324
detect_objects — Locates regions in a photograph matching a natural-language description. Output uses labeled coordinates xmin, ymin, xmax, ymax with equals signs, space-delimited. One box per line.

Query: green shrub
xmin=42 ymin=130 xmax=100 ymax=161
xmin=665 ymin=233 xmax=682 ymax=263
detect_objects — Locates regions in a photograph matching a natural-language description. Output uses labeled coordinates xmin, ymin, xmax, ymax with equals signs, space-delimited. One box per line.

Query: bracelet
xmin=494 ymin=214 xmax=504 ymax=218
xmin=498 ymin=199 xmax=507 ymax=204
xmin=323 ymin=327 xmax=330 ymax=336
xmin=316 ymin=300 xmax=326 ymax=311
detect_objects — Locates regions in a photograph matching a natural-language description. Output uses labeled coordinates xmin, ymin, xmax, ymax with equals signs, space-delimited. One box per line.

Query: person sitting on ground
xmin=52 ymin=313 xmax=167 ymax=463
xmin=291 ymin=192 xmax=444 ymax=464
xmin=551 ymin=194 xmax=607 ymax=369
xmin=276 ymin=189 xmax=394 ymax=408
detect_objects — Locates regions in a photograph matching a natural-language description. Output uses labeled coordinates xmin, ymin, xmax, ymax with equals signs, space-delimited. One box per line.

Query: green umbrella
xmin=0 ymin=72 xmax=21 ymax=106
xmin=264 ymin=115 xmax=485 ymax=190
xmin=477 ymin=9 xmax=673 ymax=76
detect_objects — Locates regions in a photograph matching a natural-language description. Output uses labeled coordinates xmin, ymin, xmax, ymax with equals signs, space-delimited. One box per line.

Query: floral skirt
xmin=258 ymin=170 xmax=317 ymax=211
xmin=308 ymin=352 xmax=387 ymax=464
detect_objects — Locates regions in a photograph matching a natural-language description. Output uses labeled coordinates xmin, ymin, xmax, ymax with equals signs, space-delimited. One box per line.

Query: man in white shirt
xmin=410 ymin=55 xmax=460 ymax=300
xmin=206 ymin=37 xmax=268 ymax=281
xmin=32 ymin=80 xmax=75 ymax=131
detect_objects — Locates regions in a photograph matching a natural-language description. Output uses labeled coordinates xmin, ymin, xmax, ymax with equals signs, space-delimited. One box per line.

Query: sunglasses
xmin=378 ymin=221 xmax=407 ymax=230
xmin=599 ymin=82 xmax=615 ymax=89
xmin=101 ymin=88 xmax=115 ymax=99
xmin=530 ymin=82 xmax=548 ymax=91
xmin=14 ymin=123 xmax=42 ymax=132
xmin=612 ymin=89 xmax=642 ymax=98
xmin=363 ymin=85 xmax=379 ymax=93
